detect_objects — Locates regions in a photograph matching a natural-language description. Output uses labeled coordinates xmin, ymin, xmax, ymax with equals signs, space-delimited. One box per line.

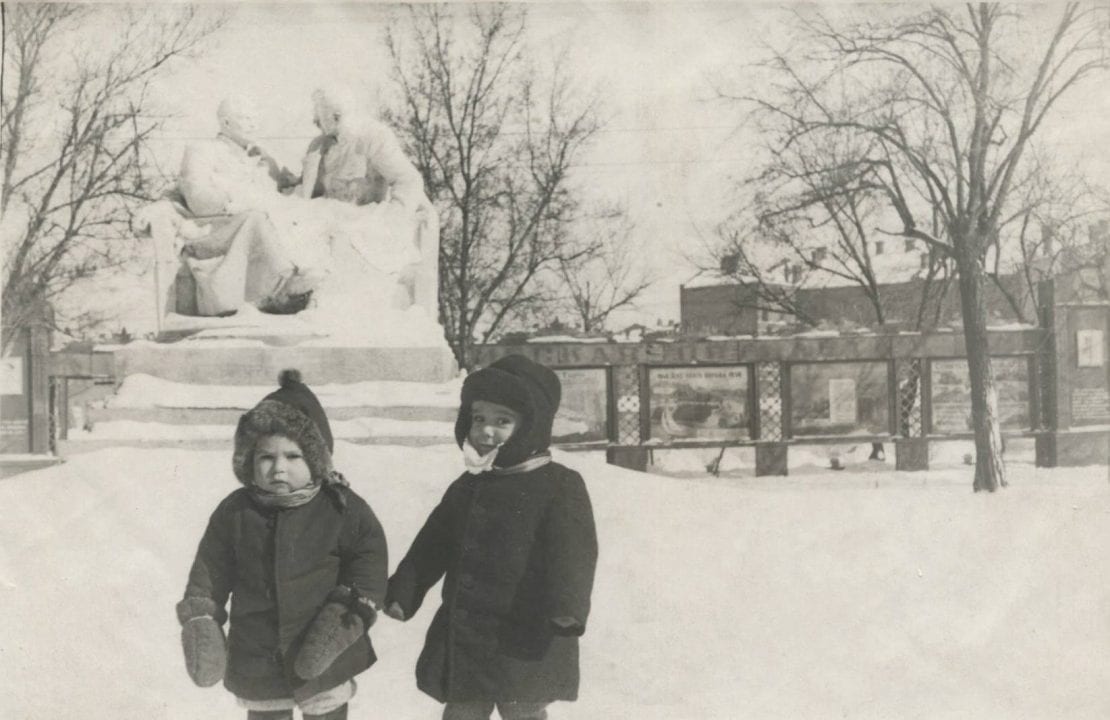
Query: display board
xmin=648 ymin=366 xmax=751 ymax=442
xmin=551 ymin=367 xmax=610 ymax=443
xmin=930 ymin=357 xmax=1030 ymax=434
xmin=790 ymin=361 xmax=890 ymax=436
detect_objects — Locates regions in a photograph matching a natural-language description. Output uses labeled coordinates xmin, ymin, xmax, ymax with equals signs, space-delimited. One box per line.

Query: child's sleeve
xmin=543 ymin=470 xmax=599 ymax=636
xmin=180 ymin=502 xmax=236 ymax=624
xmin=385 ymin=485 xmax=456 ymax=619
xmin=340 ymin=497 xmax=389 ymax=610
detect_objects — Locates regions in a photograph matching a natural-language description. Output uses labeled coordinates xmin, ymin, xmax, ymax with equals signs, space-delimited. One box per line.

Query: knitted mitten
xmin=176 ymin=597 xmax=227 ymax=687
xmin=294 ymin=586 xmax=377 ymax=680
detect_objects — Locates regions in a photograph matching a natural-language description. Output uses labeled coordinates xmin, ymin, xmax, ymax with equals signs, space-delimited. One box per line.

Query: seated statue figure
xmin=290 ymin=85 xmax=438 ymax=316
xmin=147 ymin=97 xmax=319 ymax=318
xmin=139 ymin=90 xmax=440 ymax=346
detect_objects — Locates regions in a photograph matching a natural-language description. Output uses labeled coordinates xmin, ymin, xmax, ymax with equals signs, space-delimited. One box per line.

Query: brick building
xmin=682 ymin=263 xmax=1036 ymax=337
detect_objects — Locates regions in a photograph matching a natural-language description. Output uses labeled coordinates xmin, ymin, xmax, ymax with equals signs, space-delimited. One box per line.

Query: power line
xmin=140 ymin=123 xmax=740 ymax=144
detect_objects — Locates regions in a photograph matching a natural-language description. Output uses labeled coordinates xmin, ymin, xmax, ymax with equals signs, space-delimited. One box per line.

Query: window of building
xmin=874 ymin=241 xmax=884 ymax=255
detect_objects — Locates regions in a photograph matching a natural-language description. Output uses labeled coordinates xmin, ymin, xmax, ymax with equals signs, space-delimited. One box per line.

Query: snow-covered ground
xmin=2 ymin=444 xmax=1108 ymax=719
xmin=105 ymin=374 xmax=463 ymax=410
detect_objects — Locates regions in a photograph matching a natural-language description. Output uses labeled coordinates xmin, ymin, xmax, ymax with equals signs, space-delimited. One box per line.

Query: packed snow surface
xmin=2 ymin=445 xmax=1108 ymax=719
xmin=106 ymin=374 xmax=462 ymax=410
xmin=70 ymin=417 xmax=455 ymax=441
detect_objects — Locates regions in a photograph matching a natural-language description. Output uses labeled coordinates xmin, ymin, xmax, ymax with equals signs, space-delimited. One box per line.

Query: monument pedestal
xmin=114 ymin=341 xmax=458 ymax=385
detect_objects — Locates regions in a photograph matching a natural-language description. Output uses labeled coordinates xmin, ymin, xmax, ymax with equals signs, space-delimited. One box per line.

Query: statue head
xmin=311 ymin=85 xmax=356 ymax=137
xmin=217 ymin=97 xmax=259 ymax=143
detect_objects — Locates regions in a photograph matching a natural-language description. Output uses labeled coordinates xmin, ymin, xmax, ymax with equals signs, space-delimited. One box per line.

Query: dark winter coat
xmin=387 ymin=462 xmax=597 ymax=703
xmin=182 ymin=485 xmax=388 ymax=702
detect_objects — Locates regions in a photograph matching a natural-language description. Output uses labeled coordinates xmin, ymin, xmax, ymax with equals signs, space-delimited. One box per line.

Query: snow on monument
xmin=126 ymin=88 xmax=454 ymax=383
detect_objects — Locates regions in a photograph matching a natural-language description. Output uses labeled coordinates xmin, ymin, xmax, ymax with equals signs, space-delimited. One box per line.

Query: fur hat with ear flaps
xmin=454 ymin=354 xmax=561 ymax=468
xmin=233 ymin=369 xmax=335 ymax=485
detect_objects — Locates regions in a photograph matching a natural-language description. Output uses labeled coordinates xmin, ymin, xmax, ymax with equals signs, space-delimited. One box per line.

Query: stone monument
xmin=127 ymin=90 xmax=455 ymax=384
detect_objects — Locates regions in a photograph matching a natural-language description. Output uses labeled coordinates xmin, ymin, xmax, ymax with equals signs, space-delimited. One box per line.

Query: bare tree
xmin=985 ymin=158 xmax=1106 ymax=322
xmin=1 ymin=4 xmax=226 ymax=353
xmin=384 ymin=4 xmax=603 ymax=368
xmin=555 ymin=208 xmax=654 ymax=334
xmin=724 ymin=3 xmax=1109 ymax=491
xmin=711 ymin=227 xmax=816 ymax=327
xmin=717 ymin=142 xmax=957 ymax=333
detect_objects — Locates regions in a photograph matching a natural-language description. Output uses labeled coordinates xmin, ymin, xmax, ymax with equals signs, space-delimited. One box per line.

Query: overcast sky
xmin=136 ymin=2 xmax=1110 ymax=331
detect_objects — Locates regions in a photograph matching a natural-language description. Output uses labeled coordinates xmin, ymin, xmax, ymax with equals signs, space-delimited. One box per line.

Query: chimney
xmin=1041 ymin=221 xmax=1059 ymax=256
xmin=720 ymin=253 xmax=739 ymax=275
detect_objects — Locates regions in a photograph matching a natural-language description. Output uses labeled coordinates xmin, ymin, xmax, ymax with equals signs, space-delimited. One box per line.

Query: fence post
xmin=755 ymin=361 xmax=788 ymax=476
xmin=894 ymin=357 xmax=928 ymax=471
xmin=606 ymin=363 xmax=650 ymax=471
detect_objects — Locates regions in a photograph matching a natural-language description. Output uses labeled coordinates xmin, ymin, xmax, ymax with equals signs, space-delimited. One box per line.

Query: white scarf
xmin=462 ymin=439 xmax=500 ymax=475
xmin=462 ymin=439 xmax=553 ymax=476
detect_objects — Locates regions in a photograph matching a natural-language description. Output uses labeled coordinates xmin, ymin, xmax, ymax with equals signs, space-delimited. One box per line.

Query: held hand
xmin=550 ymin=616 xmax=583 ymax=636
xmin=385 ymin=601 xmax=406 ymax=621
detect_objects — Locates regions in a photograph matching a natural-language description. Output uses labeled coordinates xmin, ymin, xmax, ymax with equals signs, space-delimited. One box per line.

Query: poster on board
xmin=828 ymin=378 xmax=858 ymax=424
xmin=552 ymin=368 xmax=610 ymax=443
xmin=930 ymin=357 xmax=1030 ymax=434
xmin=0 ymin=357 xmax=24 ymax=396
xmin=790 ymin=361 xmax=888 ymax=436
xmin=1077 ymin=329 xmax=1104 ymax=368
xmin=648 ymin=366 xmax=750 ymax=442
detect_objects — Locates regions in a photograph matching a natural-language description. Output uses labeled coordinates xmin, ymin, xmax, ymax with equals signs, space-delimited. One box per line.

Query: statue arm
xmin=178 ymin=144 xmax=234 ymax=216
xmin=250 ymin=145 xmax=300 ymax=191
xmin=368 ymin=127 xmax=427 ymax=210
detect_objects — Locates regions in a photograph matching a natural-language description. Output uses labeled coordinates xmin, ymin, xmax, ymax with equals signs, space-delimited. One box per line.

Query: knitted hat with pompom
xmin=232 ymin=369 xmax=334 ymax=485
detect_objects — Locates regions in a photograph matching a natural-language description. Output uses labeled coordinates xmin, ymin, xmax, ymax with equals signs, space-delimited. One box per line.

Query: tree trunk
xmin=955 ymin=250 xmax=1008 ymax=492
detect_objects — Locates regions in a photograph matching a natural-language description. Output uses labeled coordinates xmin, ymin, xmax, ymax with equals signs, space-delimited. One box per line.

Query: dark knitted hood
xmin=454 ymin=355 xmax=561 ymax=468
xmin=233 ymin=369 xmax=335 ymax=485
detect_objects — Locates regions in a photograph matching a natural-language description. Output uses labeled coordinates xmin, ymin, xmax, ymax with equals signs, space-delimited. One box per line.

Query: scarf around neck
xmin=492 ymin=452 xmax=552 ymax=476
xmin=249 ymin=471 xmax=349 ymax=509
xmin=462 ymin=440 xmax=552 ymax=477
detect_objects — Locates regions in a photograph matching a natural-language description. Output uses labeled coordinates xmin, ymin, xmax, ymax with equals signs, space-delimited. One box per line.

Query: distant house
xmin=614 ymin=324 xmax=649 ymax=343
xmin=684 ymin=247 xmax=1040 ymax=336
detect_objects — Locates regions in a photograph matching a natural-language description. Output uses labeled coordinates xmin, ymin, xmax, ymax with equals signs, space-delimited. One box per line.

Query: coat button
xmin=459 ymin=573 xmax=475 ymax=589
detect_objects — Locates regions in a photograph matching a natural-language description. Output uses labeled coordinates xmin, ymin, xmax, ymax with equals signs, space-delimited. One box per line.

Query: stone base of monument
xmin=59 ymin=373 xmax=463 ymax=456
xmin=58 ymin=307 xmax=462 ymax=455
xmin=138 ymin=306 xmax=458 ymax=384
xmin=115 ymin=341 xmax=458 ymax=385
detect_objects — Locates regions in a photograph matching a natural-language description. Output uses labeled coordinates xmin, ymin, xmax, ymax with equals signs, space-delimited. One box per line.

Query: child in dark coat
xmin=386 ymin=355 xmax=599 ymax=720
xmin=177 ymin=370 xmax=388 ymax=720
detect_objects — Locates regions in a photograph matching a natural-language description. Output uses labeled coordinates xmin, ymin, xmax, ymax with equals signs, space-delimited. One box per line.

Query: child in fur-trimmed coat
xmin=176 ymin=370 xmax=388 ymax=720
xmin=385 ymin=355 xmax=599 ymax=720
